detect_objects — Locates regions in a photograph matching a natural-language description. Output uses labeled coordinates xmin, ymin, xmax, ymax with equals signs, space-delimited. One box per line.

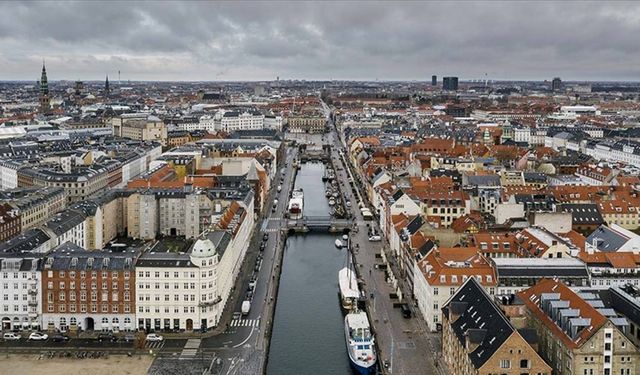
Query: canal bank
xmin=266 ymin=161 xmax=352 ymax=375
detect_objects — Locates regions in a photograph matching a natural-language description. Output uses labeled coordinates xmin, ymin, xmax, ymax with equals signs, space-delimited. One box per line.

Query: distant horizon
xmin=2 ymin=78 xmax=640 ymax=85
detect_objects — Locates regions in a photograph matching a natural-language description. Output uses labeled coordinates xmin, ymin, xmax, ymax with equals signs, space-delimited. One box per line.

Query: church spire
xmin=105 ymin=75 xmax=110 ymax=95
xmin=39 ymin=60 xmax=50 ymax=114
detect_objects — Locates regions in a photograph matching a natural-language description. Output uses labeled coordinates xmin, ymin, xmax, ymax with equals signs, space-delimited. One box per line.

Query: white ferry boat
xmin=344 ymin=311 xmax=377 ymax=375
xmin=288 ymin=189 xmax=304 ymax=220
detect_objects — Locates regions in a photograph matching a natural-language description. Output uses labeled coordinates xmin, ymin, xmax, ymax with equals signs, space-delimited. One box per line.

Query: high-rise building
xmin=431 ymin=75 xmax=437 ymax=86
xmin=551 ymin=77 xmax=562 ymax=92
xmin=39 ymin=62 xmax=51 ymax=114
xmin=442 ymin=76 xmax=458 ymax=91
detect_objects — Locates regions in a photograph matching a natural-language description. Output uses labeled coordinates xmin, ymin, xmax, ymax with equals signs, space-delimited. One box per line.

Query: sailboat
xmin=338 ymin=266 xmax=359 ymax=311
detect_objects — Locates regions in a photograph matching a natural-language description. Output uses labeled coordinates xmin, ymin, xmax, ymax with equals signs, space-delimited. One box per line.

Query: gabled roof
xmin=442 ymin=277 xmax=514 ymax=369
xmin=518 ymin=279 xmax=608 ymax=349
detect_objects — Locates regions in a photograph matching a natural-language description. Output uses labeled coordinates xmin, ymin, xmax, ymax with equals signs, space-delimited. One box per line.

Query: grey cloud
xmin=0 ymin=1 xmax=639 ymax=81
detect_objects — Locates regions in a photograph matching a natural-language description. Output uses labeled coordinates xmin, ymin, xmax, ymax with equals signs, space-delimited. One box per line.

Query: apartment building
xmin=441 ymin=277 xmax=551 ymax=375
xmin=0 ymin=187 xmax=66 ymax=231
xmin=135 ymin=232 xmax=229 ymax=332
xmin=286 ymin=114 xmax=326 ymax=133
xmin=111 ymin=114 xmax=167 ymax=146
xmin=0 ymin=254 xmax=42 ymax=331
xmin=43 ymin=209 xmax=86 ymax=249
xmin=0 ymin=203 xmax=21 ymax=242
xmin=519 ymin=279 xmax=639 ymax=375
xmin=414 ymin=247 xmax=497 ymax=331
xmin=40 ymin=243 xmax=138 ymax=332
xmin=419 ymin=191 xmax=470 ymax=228
xmin=220 ymin=111 xmax=264 ymax=132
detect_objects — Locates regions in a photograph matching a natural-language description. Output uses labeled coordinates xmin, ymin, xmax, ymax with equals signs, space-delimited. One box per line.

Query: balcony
xmin=28 ymin=299 xmax=38 ymax=307
xmin=28 ymin=289 xmax=38 ymax=295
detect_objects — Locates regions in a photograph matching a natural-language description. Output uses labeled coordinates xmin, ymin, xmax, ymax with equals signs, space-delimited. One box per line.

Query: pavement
xmin=328 ymin=125 xmax=447 ymax=375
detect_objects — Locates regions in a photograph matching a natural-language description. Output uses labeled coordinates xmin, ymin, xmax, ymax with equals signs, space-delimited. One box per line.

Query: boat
xmin=335 ymin=239 xmax=343 ymax=248
xmin=328 ymin=197 xmax=336 ymax=206
xmin=325 ymin=189 xmax=332 ymax=198
xmin=288 ymin=189 xmax=304 ymax=220
xmin=338 ymin=266 xmax=359 ymax=311
xmin=344 ymin=311 xmax=377 ymax=375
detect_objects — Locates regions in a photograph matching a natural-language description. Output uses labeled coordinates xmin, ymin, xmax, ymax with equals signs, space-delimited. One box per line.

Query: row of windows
xmin=47 ymin=271 xmax=130 ymax=279
xmin=137 ymin=282 xmax=211 ymax=290
xmin=138 ymin=306 xmax=196 ymax=314
xmin=47 ymin=291 xmax=130 ymax=303
xmin=47 ymin=281 xmax=129 ymax=290
xmin=47 ymin=304 xmax=131 ymax=313
xmin=1 ymin=272 xmax=35 ymax=279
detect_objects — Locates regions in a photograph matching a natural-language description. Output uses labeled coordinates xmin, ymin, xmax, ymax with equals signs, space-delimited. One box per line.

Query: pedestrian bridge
xmin=285 ymin=215 xmax=353 ymax=233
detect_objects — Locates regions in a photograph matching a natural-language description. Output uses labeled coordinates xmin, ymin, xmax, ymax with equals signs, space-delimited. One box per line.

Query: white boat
xmin=288 ymin=189 xmax=304 ymax=220
xmin=338 ymin=266 xmax=359 ymax=311
xmin=344 ymin=311 xmax=377 ymax=375
xmin=328 ymin=197 xmax=336 ymax=206
xmin=335 ymin=239 xmax=343 ymax=248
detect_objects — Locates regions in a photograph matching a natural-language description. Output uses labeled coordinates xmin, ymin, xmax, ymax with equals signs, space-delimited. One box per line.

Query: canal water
xmin=267 ymin=162 xmax=352 ymax=375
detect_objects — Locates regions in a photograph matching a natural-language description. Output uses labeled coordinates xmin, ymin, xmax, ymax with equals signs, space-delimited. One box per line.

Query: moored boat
xmin=344 ymin=311 xmax=377 ymax=375
xmin=338 ymin=266 xmax=359 ymax=311
xmin=288 ymin=189 xmax=304 ymax=220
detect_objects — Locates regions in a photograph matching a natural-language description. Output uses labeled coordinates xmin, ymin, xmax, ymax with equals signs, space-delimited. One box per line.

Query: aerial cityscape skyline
xmin=1 ymin=2 xmax=640 ymax=81
xmin=3 ymin=2 xmax=640 ymax=375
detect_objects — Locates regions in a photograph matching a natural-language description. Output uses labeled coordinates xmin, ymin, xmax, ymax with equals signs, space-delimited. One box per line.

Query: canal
xmin=267 ymin=161 xmax=352 ymax=375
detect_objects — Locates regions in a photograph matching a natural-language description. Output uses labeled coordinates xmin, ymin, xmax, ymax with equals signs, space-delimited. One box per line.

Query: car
xmin=400 ymin=303 xmax=412 ymax=319
xmin=51 ymin=333 xmax=70 ymax=342
xmin=3 ymin=332 xmax=21 ymax=341
xmin=368 ymin=235 xmax=382 ymax=242
xmin=260 ymin=242 xmax=266 ymax=251
xmin=28 ymin=332 xmax=48 ymax=341
xmin=263 ymin=233 xmax=269 ymax=241
xmin=123 ymin=334 xmax=136 ymax=343
xmin=97 ymin=332 xmax=117 ymax=342
xmin=146 ymin=333 xmax=164 ymax=342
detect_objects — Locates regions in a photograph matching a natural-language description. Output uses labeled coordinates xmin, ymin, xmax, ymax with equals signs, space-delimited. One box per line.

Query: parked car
xmin=400 ymin=303 xmax=412 ymax=319
xmin=52 ymin=333 xmax=70 ymax=342
xmin=28 ymin=332 xmax=48 ymax=341
xmin=123 ymin=333 xmax=136 ymax=343
xmin=263 ymin=233 xmax=269 ymax=241
xmin=146 ymin=333 xmax=164 ymax=342
xmin=97 ymin=332 xmax=117 ymax=342
xmin=3 ymin=332 xmax=21 ymax=341
xmin=368 ymin=235 xmax=382 ymax=242
xmin=260 ymin=242 xmax=266 ymax=251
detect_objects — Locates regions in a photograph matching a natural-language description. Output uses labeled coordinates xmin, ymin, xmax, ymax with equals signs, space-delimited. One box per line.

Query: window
xmin=500 ymin=359 xmax=510 ymax=369
xmin=520 ymin=359 xmax=530 ymax=369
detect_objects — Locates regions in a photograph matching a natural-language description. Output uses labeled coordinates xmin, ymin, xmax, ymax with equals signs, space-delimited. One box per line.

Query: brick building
xmin=41 ymin=243 xmax=139 ymax=332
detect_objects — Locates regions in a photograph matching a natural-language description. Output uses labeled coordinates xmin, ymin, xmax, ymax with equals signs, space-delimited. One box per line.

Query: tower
xmin=551 ymin=77 xmax=562 ymax=92
xmin=431 ymin=75 xmax=437 ymax=86
xmin=443 ymin=76 xmax=459 ymax=91
xmin=105 ymin=75 xmax=110 ymax=96
xmin=39 ymin=61 xmax=51 ymax=114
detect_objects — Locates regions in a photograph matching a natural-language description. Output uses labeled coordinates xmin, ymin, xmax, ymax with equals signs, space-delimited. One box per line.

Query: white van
xmin=3 ymin=332 xmax=21 ymax=341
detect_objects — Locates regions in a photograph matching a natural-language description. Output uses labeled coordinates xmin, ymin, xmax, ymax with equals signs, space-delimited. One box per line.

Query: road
xmin=194 ymin=146 xmax=299 ymax=375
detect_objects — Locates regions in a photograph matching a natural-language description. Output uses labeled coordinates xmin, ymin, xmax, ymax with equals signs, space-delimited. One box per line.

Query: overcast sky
xmin=0 ymin=1 xmax=639 ymax=82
